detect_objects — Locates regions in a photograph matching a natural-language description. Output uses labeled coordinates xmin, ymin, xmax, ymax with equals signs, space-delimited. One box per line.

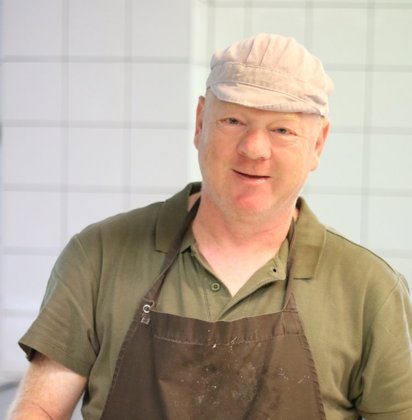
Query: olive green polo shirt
xmin=20 ymin=183 xmax=412 ymax=420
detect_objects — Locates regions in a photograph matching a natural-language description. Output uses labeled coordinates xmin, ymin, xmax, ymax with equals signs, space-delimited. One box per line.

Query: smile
xmin=233 ymin=170 xmax=270 ymax=180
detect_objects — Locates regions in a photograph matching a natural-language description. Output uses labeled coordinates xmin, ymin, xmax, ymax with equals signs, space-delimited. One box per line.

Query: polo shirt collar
xmin=155 ymin=184 xmax=326 ymax=281
xmin=292 ymin=197 xmax=326 ymax=280
xmin=155 ymin=183 xmax=201 ymax=253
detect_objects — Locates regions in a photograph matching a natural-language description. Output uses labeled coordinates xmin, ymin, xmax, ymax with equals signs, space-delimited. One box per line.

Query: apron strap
xmin=142 ymin=198 xmax=296 ymax=322
xmin=282 ymin=218 xmax=296 ymax=309
xmin=142 ymin=198 xmax=201 ymax=313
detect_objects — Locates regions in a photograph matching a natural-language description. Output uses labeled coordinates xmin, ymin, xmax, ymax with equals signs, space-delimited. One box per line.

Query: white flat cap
xmin=206 ymin=33 xmax=334 ymax=116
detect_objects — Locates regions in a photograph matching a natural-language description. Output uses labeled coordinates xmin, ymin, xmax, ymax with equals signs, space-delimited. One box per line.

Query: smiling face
xmin=194 ymin=92 xmax=329 ymax=221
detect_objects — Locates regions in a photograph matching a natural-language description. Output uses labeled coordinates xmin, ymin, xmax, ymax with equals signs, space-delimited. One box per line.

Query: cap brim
xmin=210 ymin=83 xmax=325 ymax=115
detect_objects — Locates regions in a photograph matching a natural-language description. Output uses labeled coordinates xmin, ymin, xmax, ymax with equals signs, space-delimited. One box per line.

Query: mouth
xmin=233 ymin=170 xmax=270 ymax=180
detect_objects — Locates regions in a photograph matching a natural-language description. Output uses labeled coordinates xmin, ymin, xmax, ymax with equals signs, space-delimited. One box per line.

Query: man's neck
xmin=189 ymin=193 xmax=297 ymax=296
xmin=190 ymin=192 xmax=296 ymax=250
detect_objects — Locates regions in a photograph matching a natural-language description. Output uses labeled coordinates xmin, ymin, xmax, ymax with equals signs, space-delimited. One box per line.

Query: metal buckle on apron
xmin=140 ymin=200 xmax=202 ymax=327
xmin=141 ymin=300 xmax=154 ymax=325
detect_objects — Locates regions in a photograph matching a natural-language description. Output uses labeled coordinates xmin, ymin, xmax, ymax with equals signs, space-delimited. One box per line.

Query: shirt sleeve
xmin=355 ymin=274 xmax=412 ymax=420
xmin=19 ymin=234 xmax=101 ymax=377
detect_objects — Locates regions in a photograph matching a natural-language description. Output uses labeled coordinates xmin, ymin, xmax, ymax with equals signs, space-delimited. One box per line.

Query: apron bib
xmin=101 ymin=200 xmax=326 ymax=419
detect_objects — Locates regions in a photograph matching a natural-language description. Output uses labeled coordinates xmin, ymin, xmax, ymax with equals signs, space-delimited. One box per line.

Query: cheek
xmin=199 ymin=135 xmax=230 ymax=161
xmin=274 ymin=149 xmax=313 ymax=183
xmin=293 ymin=142 xmax=318 ymax=170
xmin=197 ymin=140 xmax=218 ymax=172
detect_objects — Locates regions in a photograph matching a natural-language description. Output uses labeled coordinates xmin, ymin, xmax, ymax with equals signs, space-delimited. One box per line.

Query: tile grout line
xmin=60 ymin=0 xmax=70 ymax=247
xmin=2 ymin=57 xmax=412 ymax=74
xmin=123 ymin=0 xmax=133 ymax=211
xmin=359 ymin=0 xmax=376 ymax=246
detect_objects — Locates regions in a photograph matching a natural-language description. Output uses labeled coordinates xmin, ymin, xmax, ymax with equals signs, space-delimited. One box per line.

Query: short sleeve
xmin=355 ymin=275 xmax=412 ymax=419
xmin=19 ymin=234 xmax=101 ymax=376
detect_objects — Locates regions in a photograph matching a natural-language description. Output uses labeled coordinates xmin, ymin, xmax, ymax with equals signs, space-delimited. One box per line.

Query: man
xmin=9 ymin=34 xmax=412 ymax=419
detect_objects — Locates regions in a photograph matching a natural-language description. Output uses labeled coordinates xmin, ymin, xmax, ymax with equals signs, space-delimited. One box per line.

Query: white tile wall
xmin=326 ymin=70 xmax=366 ymax=128
xmin=373 ymin=9 xmax=412 ymax=66
xmin=191 ymin=1 xmax=210 ymax=64
xmin=2 ymin=0 xmax=63 ymax=57
xmin=2 ymin=63 xmax=63 ymax=122
xmin=250 ymin=8 xmax=307 ymax=44
xmin=68 ymin=0 xmax=126 ymax=57
xmin=215 ymin=0 xmax=245 ymax=3
xmin=67 ymin=128 xmax=126 ymax=188
xmin=213 ymin=7 xmax=247 ymax=51
xmin=130 ymin=129 xmax=189 ymax=189
xmin=2 ymin=316 xmax=34 ymax=374
xmin=307 ymin=133 xmax=364 ymax=191
xmin=68 ymin=63 xmax=126 ymax=123
xmin=313 ymin=0 xmax=368 ymax=4
xmin=3 ymin=192 xmax=62 ymax=249
xmin=250 ymin=0 xmax=304 ymax=3
xmin=376 ymin=0 xmax=412 ymax=3
xmin=2 ymin=127 xmax=63 ymax=186
xmin=131 ymin=63 xmax=190 ymax=125
xmin=368 ymin=134 xmax=412 ymax=191
xmin=1 ymin=0 xmax=412 ymax=385
xmin=2 ymin=255 xmax=55 ymax=312
xmin=312 ymin=8 xmax=368 ymax=66
xmin=366 ymin=196 xmax=412 ymax=252
xmin=371 ymin=72 xmax=412 ymax=128
xmin=132 ymin=0 xmax=190 ymax=59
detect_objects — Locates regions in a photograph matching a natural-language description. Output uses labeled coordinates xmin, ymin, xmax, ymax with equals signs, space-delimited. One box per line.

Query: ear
xmin=194 ymin=96 xmax=206 ymax=149
xmin=310 ymin=118 xmax=330 ymax=171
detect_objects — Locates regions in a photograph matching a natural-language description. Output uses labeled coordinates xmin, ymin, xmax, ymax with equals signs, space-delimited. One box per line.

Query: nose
xmin=237 ymin=128 xmax=271 ymax=160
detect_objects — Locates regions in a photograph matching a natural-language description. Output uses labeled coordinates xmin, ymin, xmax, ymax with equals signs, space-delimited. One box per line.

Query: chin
xmin=232 ymin=197 xmax=274 ymax=215
xmin=232 ymin=193 xmax=294 ymax=218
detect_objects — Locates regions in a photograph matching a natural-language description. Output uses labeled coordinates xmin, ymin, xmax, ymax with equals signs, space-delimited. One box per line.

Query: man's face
xmin=194 ymin=93 xmax=329 ymax=221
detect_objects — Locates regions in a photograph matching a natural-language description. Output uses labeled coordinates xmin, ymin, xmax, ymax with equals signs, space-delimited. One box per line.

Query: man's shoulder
xmin=322 ymin=227 xmax=405 ymax=297
xmin=298 ymin=197 xmax=404 ymax=292
xmin=325 ymin=227 xmax=396 ymax=273
xmin=80 ymin=201 xmax=163 ymax=240
xmin=72 ymin=183 xmax=199 ymax=252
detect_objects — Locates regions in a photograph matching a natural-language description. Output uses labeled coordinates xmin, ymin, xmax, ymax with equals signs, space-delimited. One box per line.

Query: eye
xmin=273 ymin=127 xmax=292 ymax=135
xmin=217 ymin=117 xmax=245 ymax=132
xmin=223 ymin=117 xmax=242 ymax=126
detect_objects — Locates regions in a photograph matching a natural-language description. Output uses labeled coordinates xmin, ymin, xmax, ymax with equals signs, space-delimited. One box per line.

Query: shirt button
xmin=210 ymin=282 xmax=221 ymax=292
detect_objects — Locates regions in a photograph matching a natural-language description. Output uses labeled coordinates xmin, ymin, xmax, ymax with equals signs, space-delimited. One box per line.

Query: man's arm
xmin=7 ymin=352 xmax=87 ymax=419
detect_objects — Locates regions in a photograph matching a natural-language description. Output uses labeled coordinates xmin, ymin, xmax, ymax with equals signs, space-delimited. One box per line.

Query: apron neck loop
xmin=283 ymin=217 xmax=297 ymax=308
xmin=141 ymin=199 xmax=298 ymax=322
xmin=144 ymin=198 xmax=201 ymax=311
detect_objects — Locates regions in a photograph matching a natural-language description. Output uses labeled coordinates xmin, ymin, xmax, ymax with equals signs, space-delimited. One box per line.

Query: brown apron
xmin=101 ymin=201 xmax=326 ymax=419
